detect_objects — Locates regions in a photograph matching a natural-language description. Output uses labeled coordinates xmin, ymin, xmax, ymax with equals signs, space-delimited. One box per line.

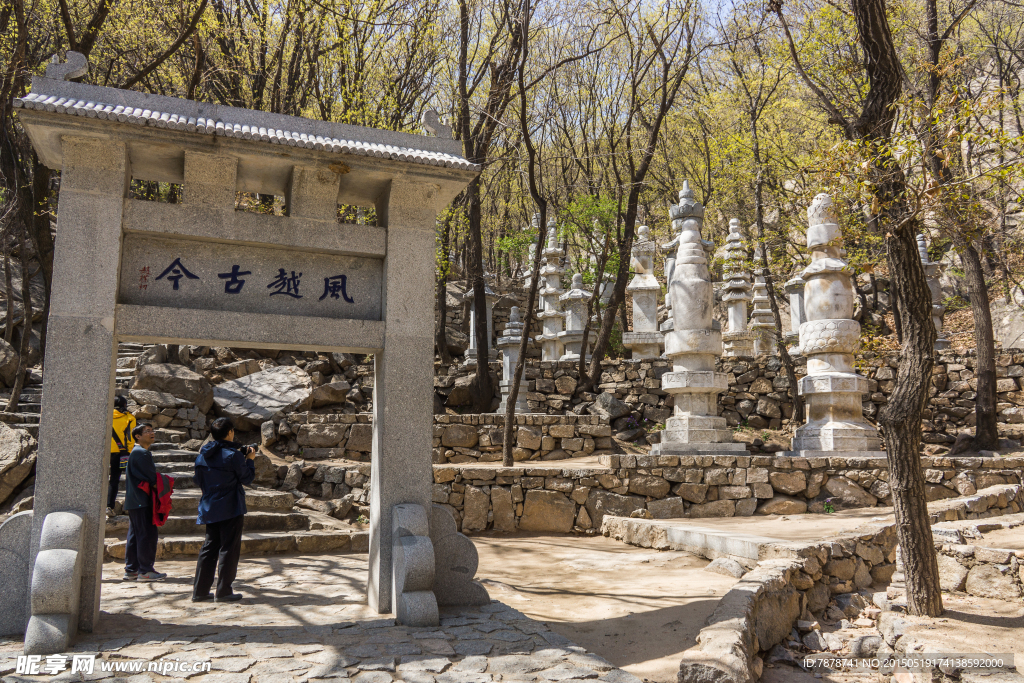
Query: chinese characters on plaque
xmin=138 ymin=258 xmax=356 ymax=305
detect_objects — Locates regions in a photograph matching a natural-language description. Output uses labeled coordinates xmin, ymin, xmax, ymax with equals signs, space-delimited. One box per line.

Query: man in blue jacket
xmin=192 ymin=417 xmax=257 ymax=603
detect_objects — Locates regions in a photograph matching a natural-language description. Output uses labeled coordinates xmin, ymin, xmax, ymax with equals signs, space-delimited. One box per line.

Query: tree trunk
xmin=957 ymin=239 xmax=999 ymax=449
xmin=3 ymin=246 xmax=13 ymax=344
xmin=502 ymin=215 xmax=548 ymax=466
xmin=6 ymin=227 xmax=32 ymax=412
xmin=28 ymin=157 xmax=53 ymax=359
xmin=467 ymin=178 xmax=493 ymax=412
xmin=435 ymin=218 xmax=453 ymax=364
xmin=878 ymin=219 xmax=943 ymax=617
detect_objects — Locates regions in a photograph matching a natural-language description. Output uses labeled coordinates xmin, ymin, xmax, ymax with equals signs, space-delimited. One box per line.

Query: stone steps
xmin=119 ymin=473 xmax=195 ymax=490
xmin=106 ymin=510 xmax=310 ymax=535
xmin=105 ymin=528 xmax=365 ymax=559
xmin=0 ymin=412 xmax=39 ymax=425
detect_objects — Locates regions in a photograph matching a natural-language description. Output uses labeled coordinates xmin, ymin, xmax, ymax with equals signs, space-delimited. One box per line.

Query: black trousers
xmin=125 ymin=507 xmax=157 ymax=574
xmin=193 ymin=514 xmax=244 ymax=598
xmin=107 ymin=452 xmax=123 ymax=509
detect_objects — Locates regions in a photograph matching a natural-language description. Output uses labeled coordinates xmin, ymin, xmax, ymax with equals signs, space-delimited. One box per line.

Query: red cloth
xmin=138 ymin=473 xmax=175 ymax=527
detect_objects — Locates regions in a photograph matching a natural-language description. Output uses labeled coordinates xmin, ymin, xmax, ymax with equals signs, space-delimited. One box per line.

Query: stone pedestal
xmin=918 ymin=235 xmax=949 ymax=351
xmin=559 ymin=274 xmax=592 ymax=361
xmin=462 ymin=277 xmax=498 ymax=368
xmin=721 ymin=219 xmax=754 ymax=357
xmin=497 ymin=307 xmax=530 ymax=412
xmin=789 ymin=193 xmax=881 ymax=456
xmin=623 ymin=225 xmax=664 ymax=358
xmin=652 ymin=182 xmax=743 ymax=456
xmin=536 ymin=221 xmax=565 ymax=361
xmin=784 ymin=275 xmax=806 ymax=354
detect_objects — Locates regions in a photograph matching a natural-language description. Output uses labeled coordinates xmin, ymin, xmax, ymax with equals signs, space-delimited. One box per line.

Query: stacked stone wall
xmin=433 ymin=414 xmax=612 ymax=463
xmin=434 ymin=349 xmax=1024 ymax=452
xmin=933 ymin=538 xmax=1023 ymax=601
xmin=670 ymin=484 xmax=1022 ymax=683
xmin=423 ymin=455 xmax=1024 ymax=534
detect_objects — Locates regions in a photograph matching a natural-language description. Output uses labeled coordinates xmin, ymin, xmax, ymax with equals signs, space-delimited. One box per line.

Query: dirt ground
xmin=472 ymin=534 xmax=738 ymax=683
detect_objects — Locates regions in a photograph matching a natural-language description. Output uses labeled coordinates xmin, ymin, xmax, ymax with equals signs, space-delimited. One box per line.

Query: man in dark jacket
xmin=124 ymin=423 xmax=166 ymax=582
xmin=192 ymin=417 xmax=256 ymax=603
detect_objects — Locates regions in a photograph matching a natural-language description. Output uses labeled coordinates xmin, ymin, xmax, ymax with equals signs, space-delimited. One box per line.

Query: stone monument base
xmin=781 ymin=450 xmax=887 ymax=460
xmin=792 ymin=425 xmax=881 ymax=452
xmin=650 ymin=442 xmax=748 ymax=455
xmin=722 ymin=331 xmax=755 ymax=357
xmin=622 ymin=331 xmax=664 ymax=359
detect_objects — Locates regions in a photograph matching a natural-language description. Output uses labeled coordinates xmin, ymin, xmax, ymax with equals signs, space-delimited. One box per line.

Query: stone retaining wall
xmin=433 ymin=414 xmax=613 ymax=463
xmin=674 ymin=484 xmax=1022 ymax=683
xmin=424 ymin=455 xmax=1024 ymax=533
xmin=933 ymin=538 xmax=1023 ymax=601
xmin=263 ymin=412 xmax=615 ymax=465
xmin=434 ymin=349 xmax=1024 ymax=453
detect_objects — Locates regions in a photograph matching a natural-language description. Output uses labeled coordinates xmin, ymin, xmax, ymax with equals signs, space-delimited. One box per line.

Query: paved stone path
xmin=0 ymin=556 xmax=642 ymax=683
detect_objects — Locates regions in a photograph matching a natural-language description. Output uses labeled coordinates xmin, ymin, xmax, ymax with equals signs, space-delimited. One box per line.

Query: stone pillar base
xmin=651 ymin=442 xmax=749 ymax=455
xmin=722 ymin=332 xmax=755 ymax=358
xmin=622 ymin=331 xmax=664 ymax=360
xmin=781 ymin=450 xmax=886 ymax=459
xmin=791 ymin=425 xmax=882 ymax=452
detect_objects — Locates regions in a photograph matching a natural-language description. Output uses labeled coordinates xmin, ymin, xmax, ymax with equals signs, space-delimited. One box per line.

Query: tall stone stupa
xmin=652 ymin=182 xmax=743 ymax=455
xmin=789 ymin=193 xmax=882 ymax=456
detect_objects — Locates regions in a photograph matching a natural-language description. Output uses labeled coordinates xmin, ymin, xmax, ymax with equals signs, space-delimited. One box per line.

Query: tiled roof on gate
xmin=14 ymin=84 xmax=477 ymax=172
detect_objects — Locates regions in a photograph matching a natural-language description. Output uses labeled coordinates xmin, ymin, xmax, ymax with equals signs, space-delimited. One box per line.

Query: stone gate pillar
xmin=28 ymin=136 xmax=129 ymax=648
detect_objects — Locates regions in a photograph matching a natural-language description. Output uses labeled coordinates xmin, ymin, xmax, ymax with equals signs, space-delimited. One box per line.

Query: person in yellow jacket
xmin=109 ymin=395 xmax=137 ymax=515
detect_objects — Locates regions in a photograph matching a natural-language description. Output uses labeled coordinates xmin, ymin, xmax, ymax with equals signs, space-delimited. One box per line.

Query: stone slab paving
xmin=0 ymin=556 xmax=642 ymax=683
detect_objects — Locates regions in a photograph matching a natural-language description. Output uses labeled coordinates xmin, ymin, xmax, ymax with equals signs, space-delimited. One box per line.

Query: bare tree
xmin=583 ymin=0 xmax=701 ymax=390
xmin=774 ymin=0 xmax=943 ymax=616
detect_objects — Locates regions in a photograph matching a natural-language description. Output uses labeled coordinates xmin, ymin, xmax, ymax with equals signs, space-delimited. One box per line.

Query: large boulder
xmin=587 ymin=392 xmax=631 ymax=420
xmin=584 ymin=490 xmax=645 ymax=528
xmin=0 ymin=339 xmax=19 ymax=386
xmin=135 ymin=344 xmax=168 ymax=369
xmin=0 ymin=423 xmax=36 ymax=506
xmin=212 ymin=366 xmax=313 ymax=431
xmin=445 ymin=375 xmax=475 ymax=407
xmin=128 ymin=389 xmax=191 ymax=410
xmin=518 ymin=490 xmax=575 ymax=532
xmin=965 ymin=565 xmax=1021 ymax=601
xmin=134 ymin=363 xmax=214 ymax=412
xmin=310 ymin=381 xmax=352 ymax=407
xmin=824 ymin=476 xmax=878 ymax=508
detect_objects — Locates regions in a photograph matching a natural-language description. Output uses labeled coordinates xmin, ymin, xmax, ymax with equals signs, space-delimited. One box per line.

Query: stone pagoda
xmin=536 ymin=219 xmax=566 ymax=361
xmin=652 ymin=182 xmax=744 ymax=455
xmin=918 ymin=234 xmax=949 ymax=351
xmin=659 ymin=216 xmax=684 ymax=335
xmin=462 ymin=275 xmax=498 ymax=368
xmin=784 ymin=274 xmax=806 ymax=354
xmin=749 ymin=246 xmax=776 ymax=355
xmin=623 ymin=225 xmax=665 ymax=358
xmin=789 ymin=193 xmax=882 ymax=456
xmin=721 ymin=219 xmax=754 ymax=357
xmin=497 ymin=307 xmax=530 ymax=412
xmin=558 ymin=273 xmax=592 ymax=360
